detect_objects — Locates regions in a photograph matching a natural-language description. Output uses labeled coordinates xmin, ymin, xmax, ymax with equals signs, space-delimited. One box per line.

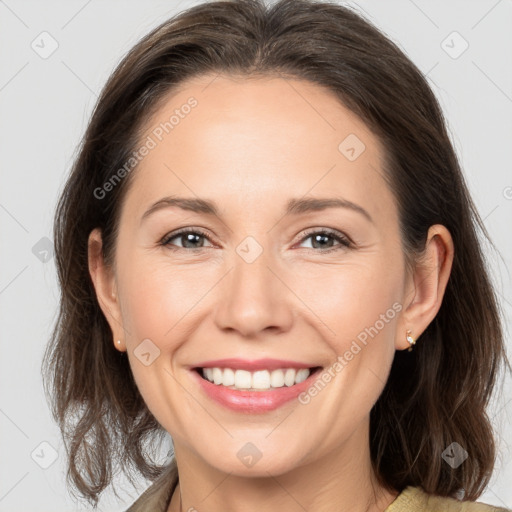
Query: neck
xmin=168 ymin=417 xmax=398 ymax=512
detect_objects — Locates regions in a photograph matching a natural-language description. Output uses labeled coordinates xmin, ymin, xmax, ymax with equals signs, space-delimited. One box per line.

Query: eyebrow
xmin=140 ymin=195 xmax=374 ymax=224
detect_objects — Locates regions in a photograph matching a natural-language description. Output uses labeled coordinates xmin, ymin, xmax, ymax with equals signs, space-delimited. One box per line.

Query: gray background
xmin=0 ymin=0 xmax=511 ymax=510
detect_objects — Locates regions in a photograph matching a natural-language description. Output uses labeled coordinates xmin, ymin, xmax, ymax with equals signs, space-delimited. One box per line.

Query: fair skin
xmin=88 ymin=74 xmax=454 ymax=512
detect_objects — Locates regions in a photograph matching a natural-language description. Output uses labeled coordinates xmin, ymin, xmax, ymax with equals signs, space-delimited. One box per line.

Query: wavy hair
xmin=41 ymin=0 xmax=511 ymax=506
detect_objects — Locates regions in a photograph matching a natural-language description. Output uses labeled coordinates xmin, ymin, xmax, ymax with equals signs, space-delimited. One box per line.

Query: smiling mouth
xmin=193 ymin=366 xmax=323 ymax=391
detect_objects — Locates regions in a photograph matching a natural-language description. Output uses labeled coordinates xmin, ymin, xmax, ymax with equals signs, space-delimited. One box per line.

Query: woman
xmin=41 ymin=0 xmax=511 ymax=511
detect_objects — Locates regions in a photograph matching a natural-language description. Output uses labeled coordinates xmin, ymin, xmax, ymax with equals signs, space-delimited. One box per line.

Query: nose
xmin=213 ymin=248 xmax=294 ymax=338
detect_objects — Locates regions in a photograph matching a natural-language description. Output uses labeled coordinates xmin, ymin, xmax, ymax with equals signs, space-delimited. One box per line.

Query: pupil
xmin=314 ymin=234 xmax=332 ymax=248
xmin=184 ymin=233 xmax=202 ymax=248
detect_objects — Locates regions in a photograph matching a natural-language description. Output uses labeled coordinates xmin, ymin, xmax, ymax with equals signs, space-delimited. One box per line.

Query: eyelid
xmin=160 ymin=227 xmax=216 ymax=248
xmin=294 ymin=227 xmax=353 ymax=250
xmin=297 ymin=227 xmax=352 ymax=243
xmin=160 ymin=226 xmax=353 ymax=253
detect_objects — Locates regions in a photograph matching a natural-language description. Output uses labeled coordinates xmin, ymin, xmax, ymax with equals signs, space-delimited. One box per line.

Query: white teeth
xmin=284 ymin=368 xmax=295 ymax=386
xmin=270 ymin=369 xmax=285 ymax=388
xmin=295 ymin=368 xmax=310 ymax=384
xmin=200 ymin=367 xmax=313 ymax=390
xmin=223 ymin=368 xmax=235 ymax=386
xmin=235 ymin=370 xmax=252 ymax=389
xmin=212 ymin=367 xmax=223 ymax=385
xmin=252 ymin=370 xmax=274 ymax=389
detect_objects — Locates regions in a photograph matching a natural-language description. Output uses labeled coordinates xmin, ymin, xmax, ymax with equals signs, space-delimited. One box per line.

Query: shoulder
xmin=125 ymin=460 xmax=179 ymax=512
xmin=385 ymin=486 xmax=511 ymax=512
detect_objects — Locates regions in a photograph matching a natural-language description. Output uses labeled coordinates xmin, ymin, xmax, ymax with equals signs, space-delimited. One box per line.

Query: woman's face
xmin=94 ymin=74 xmax=414 ymax=476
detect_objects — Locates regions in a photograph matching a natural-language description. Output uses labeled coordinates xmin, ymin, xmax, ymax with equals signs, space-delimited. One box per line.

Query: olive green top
xmin=125 ymin=460 xmax=510 ymax=512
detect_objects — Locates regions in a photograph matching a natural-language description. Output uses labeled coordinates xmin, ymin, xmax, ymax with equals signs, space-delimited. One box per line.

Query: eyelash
xmin=160 ymin=227 xmax=353 ymax=253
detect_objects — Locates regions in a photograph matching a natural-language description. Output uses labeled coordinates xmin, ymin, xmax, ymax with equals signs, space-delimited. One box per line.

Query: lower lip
xmin=191 ymin=367 xmax=322 ymax=413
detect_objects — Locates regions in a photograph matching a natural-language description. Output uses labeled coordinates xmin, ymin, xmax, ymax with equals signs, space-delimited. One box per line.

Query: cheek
xmin=117 ymin=261 xmax=198 ymax=428
xmin=119 ymin=258 xmax=209 ymax=343
xmin=294 ymin=257 xmax=403 ymax=354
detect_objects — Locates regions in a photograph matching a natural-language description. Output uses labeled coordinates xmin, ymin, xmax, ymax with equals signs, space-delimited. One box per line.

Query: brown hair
xmin=41 ymin=0 xmax=511 ymax=507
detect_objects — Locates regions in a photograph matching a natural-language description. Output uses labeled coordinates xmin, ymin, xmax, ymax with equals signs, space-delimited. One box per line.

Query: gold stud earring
xmin=406 ymin=330 xmax=416 ymax=352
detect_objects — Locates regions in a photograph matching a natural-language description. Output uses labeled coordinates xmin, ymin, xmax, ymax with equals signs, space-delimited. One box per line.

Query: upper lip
xmin=192 ymin=358 xmax=321 ymax=372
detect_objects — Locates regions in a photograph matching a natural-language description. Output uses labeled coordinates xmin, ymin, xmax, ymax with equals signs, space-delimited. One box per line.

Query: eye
xmin=160 ymin=227 xmax=352 ymax=253
xmin=160 ymin=228 xmax=214 ymax=250
xmin=296 ymin=228 xmax=352 ymax=252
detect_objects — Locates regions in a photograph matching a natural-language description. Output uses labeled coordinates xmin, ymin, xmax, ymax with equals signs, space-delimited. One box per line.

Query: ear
xmin=396 ymin=224 xmax=454 ymax=351
xmin=88 ymin=228 xmax=126 ymax=352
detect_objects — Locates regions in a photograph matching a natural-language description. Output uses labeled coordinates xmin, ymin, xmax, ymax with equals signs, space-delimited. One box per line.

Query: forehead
xmin=140 ymin=73 xmax=379 ymax=154
xmin=123 ymin=73 xmax=393 ymax=223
